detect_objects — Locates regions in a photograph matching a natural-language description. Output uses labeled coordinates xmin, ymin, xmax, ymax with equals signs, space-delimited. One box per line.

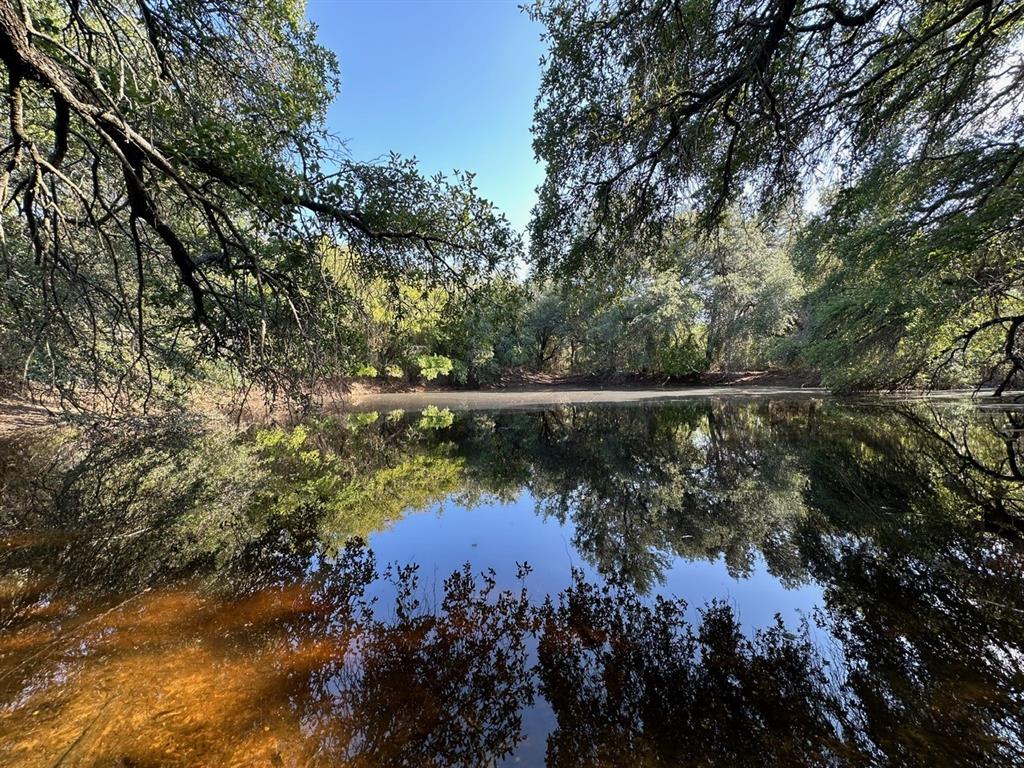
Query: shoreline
xmin=338 ymin=384 xmax=1015 ymax=413
xmin=2 ymin=383 xmax=1017 ymax=435
xmin=339 ymin=385 xmax=830 ymax=412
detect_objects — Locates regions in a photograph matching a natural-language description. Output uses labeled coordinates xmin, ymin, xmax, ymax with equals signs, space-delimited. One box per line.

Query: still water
xmin=1 ymin=397 xmax=1023 ymax=766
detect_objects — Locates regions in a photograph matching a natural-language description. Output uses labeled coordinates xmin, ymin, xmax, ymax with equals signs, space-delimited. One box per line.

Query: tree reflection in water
xmin=1 ymin=398 xmax=1023 ymax=765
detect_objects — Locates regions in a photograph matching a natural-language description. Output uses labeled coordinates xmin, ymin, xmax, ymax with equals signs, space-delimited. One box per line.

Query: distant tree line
xmin=327 ymin=211 xmax=805 ymax=385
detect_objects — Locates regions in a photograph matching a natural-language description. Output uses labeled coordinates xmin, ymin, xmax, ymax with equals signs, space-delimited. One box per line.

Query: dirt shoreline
xmin=0 ymin=398 xmax=60 ymax=436
xmin=340 ymin=385 xmax=829 ymax=412
xmin=338 ymin=384 xmax=1011 ymax=413
xmin=2 ymin=383 xmax=1016 ymax=434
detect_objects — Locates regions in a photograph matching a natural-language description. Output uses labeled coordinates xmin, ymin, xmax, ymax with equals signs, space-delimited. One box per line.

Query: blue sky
xmin=305 ymin=0 xmax=546 ymax=236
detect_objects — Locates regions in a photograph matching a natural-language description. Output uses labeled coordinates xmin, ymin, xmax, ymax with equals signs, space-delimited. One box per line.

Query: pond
xmin=1 ymin=396 xmax=1023 ymax=766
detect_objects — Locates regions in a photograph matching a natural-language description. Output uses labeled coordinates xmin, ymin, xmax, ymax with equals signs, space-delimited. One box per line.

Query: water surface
xmin=1 ymin=397 xmax=1022 ymax=766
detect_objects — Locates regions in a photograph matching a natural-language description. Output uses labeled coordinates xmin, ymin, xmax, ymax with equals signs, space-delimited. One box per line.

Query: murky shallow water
xmin=1 ymin=397 xmax=1023 ymax=766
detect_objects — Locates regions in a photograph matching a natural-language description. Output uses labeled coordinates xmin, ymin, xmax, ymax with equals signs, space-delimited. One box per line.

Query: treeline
xmin=330 ymin=213 xmax=804 ymax=385
xmin=527 ymin=0 xmax=1024 ymax=394
xmin=337 ymin=200 xmax=1008 ymax=391
xmin=1 ymin=0 xmax=1021 ymax=411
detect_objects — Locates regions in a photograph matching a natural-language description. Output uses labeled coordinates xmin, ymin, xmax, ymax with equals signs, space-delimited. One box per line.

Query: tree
xmin=794 ymin=143 xmax=1024 ymax=391
xmin=516 ymin=213 xmax=802 ymax=378
xmin=670 ymin=213 xmax=804 ymax=370
xmin=522 ymin=284 xmax=574 ymax=368
xmin=0 ymin=0 xmax=516 ymax=408
xmin=529 ymin=0 xmax=1024 ymax=390
xmin=436 ymin=276 xmax=531 ymax=384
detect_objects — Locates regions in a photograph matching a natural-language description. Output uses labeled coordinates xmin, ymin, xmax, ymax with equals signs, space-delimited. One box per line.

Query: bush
xmin=658 ymin=339 xmax=707 ymax=377
xmin=415 ymin=354 xmax=454 ymax=381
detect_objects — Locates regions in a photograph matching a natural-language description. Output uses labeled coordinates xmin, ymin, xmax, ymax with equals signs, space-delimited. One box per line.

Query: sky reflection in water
xmin=368 ymin=491 xmax=824 ymax=631
xmin=1 ymin=397 xmax=1023 ymax=766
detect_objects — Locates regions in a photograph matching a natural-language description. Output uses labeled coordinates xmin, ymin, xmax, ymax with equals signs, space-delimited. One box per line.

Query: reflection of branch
xmin=895 ymin=405 xmax=1024 ymax=542
xmin=996 ymin=316 xmax=1024 ymax=396
xmin=896 ymin=405 xmax=1019 ymax=482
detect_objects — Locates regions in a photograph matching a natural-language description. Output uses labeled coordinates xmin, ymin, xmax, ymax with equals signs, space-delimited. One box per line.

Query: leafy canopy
xmin=529 ymin=0 xmax=1024 ymax=389
xmin=0 ymin=0 xmax=517 ymax=407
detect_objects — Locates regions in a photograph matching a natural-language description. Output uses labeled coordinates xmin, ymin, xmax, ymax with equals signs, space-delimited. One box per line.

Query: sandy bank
xmin=337 ymin=385 xmax=1024 ymax=413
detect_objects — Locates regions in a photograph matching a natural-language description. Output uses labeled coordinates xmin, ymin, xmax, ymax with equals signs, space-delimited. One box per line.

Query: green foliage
xmin=657 ymin=339 xmax=706 ymax=378
xmin=416 ymin=355 xmax=455 ymax=382
xmin=672 ymin=215 xmax=804 ymax=370
xmin=528 ymin=0 xmax=1024 ymax=392
xmin=511 ymin=214 xmax=804 ymax=378
xmin=0 ymin=0 xmax=518 ymax=411
xmin=794 ymin=144 xmax=1024 ymax=390
xmin=417 ymin=406 xmax=456 ymax=431
xmin=437 ymin=278 xmax=531 ymax=384
xmin=322 ymin=250 xmax=529 ymax=386
xmin=5 ymin=0 xmax=1017 ymax=401
xmin=345 ymin=412 xmax=381 ymax=429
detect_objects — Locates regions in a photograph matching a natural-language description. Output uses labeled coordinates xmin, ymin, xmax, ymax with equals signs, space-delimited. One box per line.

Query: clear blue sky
xmin=305 ymin=0 xmax=546 ymax=237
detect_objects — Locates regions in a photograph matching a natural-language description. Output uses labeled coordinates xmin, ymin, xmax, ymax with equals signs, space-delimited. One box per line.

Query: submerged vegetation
xmin=0 ymin=0 xmax=1021 ymax=413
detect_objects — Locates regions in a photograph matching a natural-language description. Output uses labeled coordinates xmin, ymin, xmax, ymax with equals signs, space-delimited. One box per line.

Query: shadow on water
xmin=1 ymin=398 xmax=1023 ymax=765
